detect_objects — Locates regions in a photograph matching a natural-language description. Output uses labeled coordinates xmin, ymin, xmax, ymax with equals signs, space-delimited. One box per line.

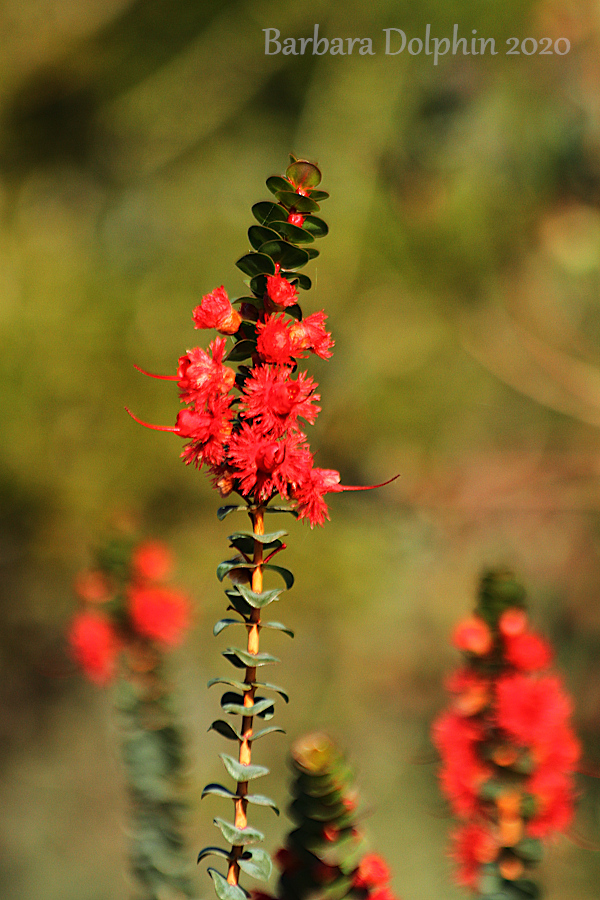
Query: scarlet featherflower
xmin=433 ymin=711 xmax=490 ymax=817
xmin=177 ymin=392 xmax=234 ymax=468
xmin=239 ymin=365 xmax=320 ymax=437
xmin=353 ymin=854 xmax=391 ymax=889
xmin=503 ymin=631 xmax=553 ymax=671
xmin=177 ymin=338 xmax=235 ymax=405
xmin=192 ymin=286 xmax=241 ymax=334
xmin=68 ymin=611 xmax=121 ymax=684
xmin=451 ymin=615 xmax=493 ymax=656
xmin=265 ymin=274 xmax=299 ymax=309
xmin=132 ymin=540 xmax=173 ymax=581
xmin=290 ymin=465 xmax=342 ymax=527
xmin=289 ymin=311 xmax=334 ymax=359
xmin=228 ymin=422 xmax=311 ymax=502
xmin=256 ymin=314 xmax=296 ymax=365
xmin=495 ymin=673 xmax=572 ymax=748
xmin=128 ymin=585 xmax=191 ymax=646
xmin=451 ymin=822 xmax=499 ymax=889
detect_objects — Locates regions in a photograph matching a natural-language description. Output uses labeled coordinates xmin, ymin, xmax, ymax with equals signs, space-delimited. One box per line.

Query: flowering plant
xmin=68 ymin=531 xmax=194 ymax=900
xmin=433 ymin=570 xmax=580 ymax=899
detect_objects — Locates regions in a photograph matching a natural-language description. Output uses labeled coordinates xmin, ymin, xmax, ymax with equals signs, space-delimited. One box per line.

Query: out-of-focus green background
xmin=2 ymin=1 xmax=600 ymax=898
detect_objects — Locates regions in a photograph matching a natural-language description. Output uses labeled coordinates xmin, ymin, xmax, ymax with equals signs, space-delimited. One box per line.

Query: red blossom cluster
xmin=432 ymin=575 xmax=580 ymax=892
xmin=68 ymin=538 xmax=191 ymax=684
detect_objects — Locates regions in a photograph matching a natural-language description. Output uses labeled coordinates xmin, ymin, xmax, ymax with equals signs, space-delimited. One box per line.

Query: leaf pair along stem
xmin=227 ymin=506 xmax=265 ymax=886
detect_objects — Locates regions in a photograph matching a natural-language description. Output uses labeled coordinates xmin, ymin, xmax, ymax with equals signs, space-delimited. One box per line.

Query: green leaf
xmin=214 ymin=817 xmax=264 ymax=846
xmin=197 ymin=846 xmax=231 ymax=864
xmin=222 ymin=647 xmax=279 ymax=668
xmin=275 ymin=191 xmax=320 ymax=213
xmin=249 ymin=274 xmax=268 ymax=296
xmin=235 ymin=253 xmax=276 ymax=278
xmin=263 ymin=564 xmax=294 ymax=589
xmin=261 ymin=620 xmax=294 ymax=638
xmin=225 ymin=590 xmax=254 ymax=617
xmin=514 ymin=838 xmax=543 ymax=863
xmin=303 ymin=247 xmax=320 ymax=261
xmin=220 ymin=753 xmax=270 ymax=783
xmin=224 ymin=340 xmax=255 ymax=362
xmin=228 ymin=530 xmax=288 ymax=544
xmin=286 ymin=160 xmax=322 ymax=190
xmin=264 ymin=505 xmax=299 ymax=517
xmin=220 ymin=692 xmax=275 ymax=718
xmin=254 ymin=681 xmax=289 ymax=702
xmin=252 ymin=202 xmax=287 ymax=226
xmin=309 ymin=190 xmax=329 ymax=201
xmin=217 ymin=505 xmax=243 ymax=521
xmin=207 ymin=867 xmax=248 ymax=900
xmin=201 ymin=783 xmax=239 ymax=802
xmin=245 ymin=794 xmax=279 ymax=814
xmin=302 ymin=215 xmax=329 ymax=237
xmin=238 ymin=847 xmax=273 ymax=881
xmin=258 ymin=241 xmax=310 ymax=270
xmin=214 ymin=618 xmax=244 ymax=637
xmin=287 ymin=272 xmax=311 ymax=291
xmin=208 ymin=677 xmax=252 ymax=693
xmin=251 ymin=725 xmax=286 ymax=741
xmin=511 ymin=879 xmax=541 ymax=898
xmin=235 ymin=584 xmax=284 ymax=609
xmin=217 ymin=559 xmax=254 ymax=583
xmin=248 ymin=225 xmax=281 ymax=251
xmin=209 ymin=719 xmax=242 ymax=741
xmin=270 ymin=221 xmax=315 ymax=243
xmin=266 ymin=176 xmax=291 ymax=195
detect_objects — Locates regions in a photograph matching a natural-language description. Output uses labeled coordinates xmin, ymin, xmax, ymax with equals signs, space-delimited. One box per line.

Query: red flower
xmin=452 ymin=615 xmax=493 ymax=656
xmin=132 ymin=540 xmax=173 ymax=581
xmin=499 ymin=607 xmax=528 ymax=637
xmin=239 ymin=365 xmax=320 ymax=437
xmin=177 ymin=338 xmax=235 ymax=404
xmin=177 ymin=393 xmax=234 ymax=468
xmin=445 ymin=668 xmax=490 ymax=717
xmin=291 ymin=466 xmax=341 ymax=527
xmin=495 ymin=673 xmax=572 ymax=749
xmin=353 ymin=854 xmax=391 ymax=889
xmin=504 ymin=631 xmax=553 ymax=671
xmin=432 ymin=710 xmax=490 ymax=817
xmin=128 ymin=585 xmax=190 ymax=646
xmin=290 ymin=311 xmax=334 ymax=359
xmin=228 ymin=422 xmax=311 ymax=502
xmin=369 ymin=888 xmax=397 ymax=900
xmin=451 ymin=822 xmax=499 ymax=888
xmin=192 ymin=286 xmax=241 ymax=334
xmin=287 ymin=212 xmax=305 ymax=227
xmin=256 ymin=314 xmax=296 ymax=365
xmin=68 ymin=612 xmax=120 ymax=684
xmin=265 ymin=274 xmax=299 ymax=309
xmin=74 ymin=569 xmax=112 ymax=603
xmin=526 ymin=768 xmax=576 ymax=837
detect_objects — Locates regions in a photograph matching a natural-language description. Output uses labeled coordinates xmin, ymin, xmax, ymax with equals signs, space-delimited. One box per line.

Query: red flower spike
xmin=68 ymin=611 xmax=121 ymax=684
xmin=128 ymin=585 xmax=191 ymax=646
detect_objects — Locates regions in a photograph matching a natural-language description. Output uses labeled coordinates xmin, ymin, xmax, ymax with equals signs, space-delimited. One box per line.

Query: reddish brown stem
xmin=227 ymin=507 xmax=264 ymax=885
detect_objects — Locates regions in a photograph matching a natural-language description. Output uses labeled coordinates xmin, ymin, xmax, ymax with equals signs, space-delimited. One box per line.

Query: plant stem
xmin=227 ymin=506 xmax=264 ymax=885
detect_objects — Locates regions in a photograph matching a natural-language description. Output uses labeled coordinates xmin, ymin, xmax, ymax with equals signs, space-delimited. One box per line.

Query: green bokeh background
xmin=1 ymin=1 xmax=600 ymax=898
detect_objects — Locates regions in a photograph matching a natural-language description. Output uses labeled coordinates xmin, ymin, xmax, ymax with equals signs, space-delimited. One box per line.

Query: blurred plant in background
xmin=69 ymin=527 xmax=195 ymax=900
xmin=433 ymin=571 xmax=581 ymax=899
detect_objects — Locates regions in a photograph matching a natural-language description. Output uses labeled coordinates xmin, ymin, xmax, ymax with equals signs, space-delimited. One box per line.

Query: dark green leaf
xmin=258 ymin=241 xmax=309 ymax=270
xmin=302 ymin=215 xmax=329 ymax=237
xmin=303 ymin=247 xmax=320 ymax=261
xmin=220 ymin=693 xmax=275 ymax=718
xmin=235 ymin=253 xmax=276 ymax=278
xmin=222 ymin=647 xmax=279 ymax=668
xmin=217 ymin=505 xmax=243 ymax=521
xmin=208 ymin=677 xmax=252 ymax=692
xmin=225 ymin=590 xmax=254 ymax=617
xmin=214 ymin=817 xmax=264 ymax=846
xmin=266 ymin=176 xmax=291 ymax=195
xmin=197 ymin=846 xmax=231 ymax=864
xmin=228 ymin=530 xmax=287 ymax=544
xmin=252 ymin=202 xmax=287 ymax=226
xmin=309 ymin=190 xmax=329 ymax=201
xmin=263 ymin=564 xmax=294 ymax=589
xmin=287 ymin=272 xmax=311 ymax=291
xmin=214 ymin=618 xmax=244 ymax=637
xmin=254 ymin=681 xmax=289 ymax=702
xmin=511 ymin=879 xmax=541 ymax=898
xmin=514 ymin=838 xmax=543 ymax=863
xmin=236 ymin=584 xmax=284 ymax=609
xmin=270 ymin=221 xmax=315 ymax=243
xmin=261 ymin=620 xmax=294 ymax=638
xmin=245 ymin=794 xmax=279 ymax=814
xmin=248 ymin=225 xmax=281 ymax=251
xmin=286 ymin=161 xmax=322 ymax=190
xmin=221 ymin=753 xmax=269 ymax=782
xmin=225 ymin=340 xmax=256 ymax=362
xmin=264 ymin=505 xmax=299 ymax=517
xmin=201 ymin=784 xmax=239 ymax=801
xmin=217 ymin=559 xmax=254 ymax=582
xmin=251 ymin=725 xmax=286 ymax=741
xmin=209 ymin=720 xmax=242 ymax=741
xmin=275 ymin=191 xmax=320 ymax=213
xmin=284 ymin=304 xmax=303 ymax=321
xmin=238 ymin=847 xmax=273 ymax=881
xmin=207 ymin=867 xmax=248 ymax=900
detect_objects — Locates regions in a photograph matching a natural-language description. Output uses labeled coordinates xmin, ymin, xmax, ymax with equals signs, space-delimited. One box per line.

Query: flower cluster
xmin=68 ymin=537 xmax=191 ymax=684
xmin=432 ymin=571 xmax=580 ymax=894
xmin=128 ymin=159 xmax=349 ymax=526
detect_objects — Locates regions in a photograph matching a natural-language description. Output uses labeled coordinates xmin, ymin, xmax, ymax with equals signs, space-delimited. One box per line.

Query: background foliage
xmin=2 ymin=1 xmax=600 ymax=898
